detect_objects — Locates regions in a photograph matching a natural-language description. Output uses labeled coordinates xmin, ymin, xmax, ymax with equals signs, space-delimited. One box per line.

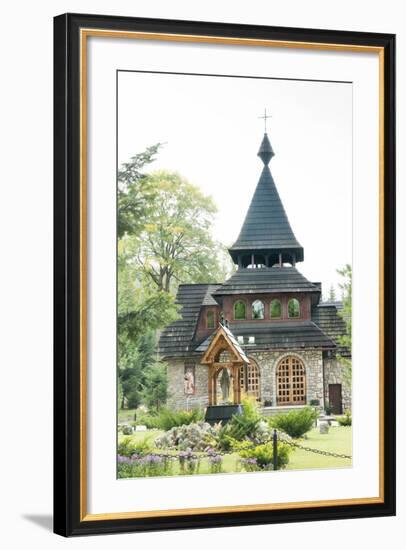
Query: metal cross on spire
xmin=259 ymin=108 xmax=271 ymax=133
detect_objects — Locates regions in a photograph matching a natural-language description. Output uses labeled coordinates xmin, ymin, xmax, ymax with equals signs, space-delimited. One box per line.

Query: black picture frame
xmin=54 ymin=12 xmax=396 ymax=537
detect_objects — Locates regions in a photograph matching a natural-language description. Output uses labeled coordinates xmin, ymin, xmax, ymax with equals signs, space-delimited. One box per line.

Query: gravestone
xmin=319 ymin=422 xmax=330 ymax=434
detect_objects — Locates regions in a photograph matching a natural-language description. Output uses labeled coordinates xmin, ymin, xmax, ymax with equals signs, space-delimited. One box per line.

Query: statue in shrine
xmin=184 ymin=368 xmax=195 ymax=395
xmin=219 ymin=368 xmax=231 ymax=401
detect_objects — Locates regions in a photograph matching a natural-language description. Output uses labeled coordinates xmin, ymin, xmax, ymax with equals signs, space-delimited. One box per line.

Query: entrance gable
xmin=200 ymin=324 xmax=249 ymax=366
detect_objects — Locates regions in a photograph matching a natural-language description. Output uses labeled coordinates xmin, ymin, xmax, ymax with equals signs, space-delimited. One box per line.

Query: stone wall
xmin=249 ymin=350 xmax=324 ymax=407
xmin=323 ymin=357 xmax=352 ymax=412
xmin=166 ymin=358 xmax=209 ymax=411
xmin=166 ymin=349 xmax=326 ymax=410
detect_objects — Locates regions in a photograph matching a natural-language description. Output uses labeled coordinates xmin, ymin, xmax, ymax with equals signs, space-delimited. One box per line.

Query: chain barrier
xmin=123 ymin=430 xmax=351 ymax=461
xmin=278 ymin=434 xmax=352 ymax=460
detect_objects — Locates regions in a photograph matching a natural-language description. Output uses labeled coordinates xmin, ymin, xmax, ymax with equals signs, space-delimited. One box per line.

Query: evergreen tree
xmin=328 ymin=284 xmax=336 ymax=302
xmin=336 ymin=264 xmax=352 ymax=387
xmin=117 ymin=148 xmax=231 ymax=411
xmin=141 ymin=361 xmax=168 ymax=411
xmin=117 ymin=143 xmax=162 ymax=238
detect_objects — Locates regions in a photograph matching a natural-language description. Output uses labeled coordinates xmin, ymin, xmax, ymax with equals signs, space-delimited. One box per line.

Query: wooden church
xmin=159 ymin=129 xmax=351 ymax=416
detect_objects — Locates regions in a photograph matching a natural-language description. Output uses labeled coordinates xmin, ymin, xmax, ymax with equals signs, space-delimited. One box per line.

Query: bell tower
xmin=228 ymin=126 xmax=303 ymax=269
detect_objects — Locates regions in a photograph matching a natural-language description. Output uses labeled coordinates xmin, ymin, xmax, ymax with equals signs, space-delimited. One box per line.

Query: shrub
xmin=135 ymin=407 xmax=204 ymax=430
xmin=120 ymin=424 xmax=133 ymax=435
xmin=136 ymin=413 xmax=162 ymax=430
xmin=324 ymin=401 xmax=333 ymax=415
xmin=155 ymin=421 xmax=217 ymax=451
xmin=216 ymin=397 xmax=270 ymax=450
xmin=337 ymin=411 xmax=352 ymax=426
xmin=270 ymin=407 xmax=318 ymax=438
xmin=117 ymin=436 xmax=152 ymax=457
xmin=238 ymin=441 xmax=291 ymax=471
xmin=156 ymin=408 xmax=205 ymax=430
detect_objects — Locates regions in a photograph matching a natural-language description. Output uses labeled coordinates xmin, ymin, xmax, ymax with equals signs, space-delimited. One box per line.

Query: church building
xmin=159 ymin=129 xmax=351 ymax=415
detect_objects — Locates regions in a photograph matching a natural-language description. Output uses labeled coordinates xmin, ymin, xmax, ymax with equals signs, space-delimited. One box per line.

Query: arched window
xmin=252 ymin=300 xmax=265 ymax=319
xmin=288 ymin=298 xmax=300 ymax=318
xmin=276 ymin=356 xmax=306 ymax=405
xmin=233 ymin=300 xmax=246 ymax=320
xmin=270 ymin=299 xmax=282 ymax=319
xmin=206 ymin=310 xmax=215 ymax=329
xmin=239 ymin=360 xmax=261 ymax=400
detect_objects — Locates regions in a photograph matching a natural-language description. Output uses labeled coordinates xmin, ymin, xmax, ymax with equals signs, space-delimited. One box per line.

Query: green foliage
xmin=117 ymin=248 xmax=180 ymax=339
xmin=270 ymin=407 xmax=319 ymax=439
xmin=117 ymin=436 xmax=153 ymax=458
xmin=270 ymin=299 xmax=281 ymax=318
xmin=328 ymin=284 xmax=337 ymax=302
xmin=337 ymin=264 xmax=352 ymax=386
xmin=141 ymin=362 xmax=168 ymax=411
xmin=132 ymin=170 xmax=232 ymax=292
xmin=239 ymin=441 xmax=291 ymax=470
xmin=117 ymin=143 xmax=162 ymax=238
xmin=118 ymin=331 xmax=160 ymax=409
xmin=137 ymin=408 xmax=205 ymax=431
xmin=119 ymin=424 xmax=133 ymax=435
xmin=234 ymin=301 xmax=246 ymax=320
xmin=337 ymin=411 xmax=352 ymax=426
xmin=117 ymin=147 xmax=232 ymax=416
xmin=216 ymin=397 xmax=269 ymax=450
xmin=288 ymin=298 xmax=300 ymax=318
xmin=324 ymin=401 xmax=333 ymax=415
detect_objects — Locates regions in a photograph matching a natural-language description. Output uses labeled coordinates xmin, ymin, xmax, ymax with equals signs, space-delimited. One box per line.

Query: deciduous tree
xmin=131 ymin=170 xmax=231 ymax=292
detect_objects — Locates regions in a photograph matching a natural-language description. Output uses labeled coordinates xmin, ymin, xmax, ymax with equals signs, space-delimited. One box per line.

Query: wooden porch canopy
xmin=200 ymin=324 xmax=250 ymax=406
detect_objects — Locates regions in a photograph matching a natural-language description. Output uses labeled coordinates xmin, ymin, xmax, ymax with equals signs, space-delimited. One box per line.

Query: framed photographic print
xmin=53 ymin=13 xmax=396 ymax=536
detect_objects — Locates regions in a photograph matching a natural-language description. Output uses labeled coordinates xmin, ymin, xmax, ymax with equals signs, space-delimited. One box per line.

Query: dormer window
xmin=270 ymin=299 xmax=282 ymax=319
xmin=206 ymin=310 xmax=215 ymax=329
xmin=288 ymin=298 xmax=300 ymax=318
xmin=252 ymin=300 xmax=265 ymax=319
xmin=234 ymin=300 xmax=246 ymax=320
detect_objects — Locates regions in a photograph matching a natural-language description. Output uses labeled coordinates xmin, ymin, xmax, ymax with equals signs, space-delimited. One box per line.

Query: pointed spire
xmin=257 ymin=133 xmax=274 ymax=165
xmin=228 ymin=129 xmax=303 ymax=267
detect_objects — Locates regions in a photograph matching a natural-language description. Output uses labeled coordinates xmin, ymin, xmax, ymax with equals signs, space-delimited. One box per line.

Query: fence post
xmin=273 ymin=429 xmax=278 ymax=471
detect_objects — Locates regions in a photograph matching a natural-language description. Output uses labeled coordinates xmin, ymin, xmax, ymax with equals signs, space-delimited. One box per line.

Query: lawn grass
xmin=118 ymin=408 xmax=137 ymax=424
xmin=118 ymin=425 xmax=352 ymax=476
xmin=286 ymin=426 xmax=352 ymax=470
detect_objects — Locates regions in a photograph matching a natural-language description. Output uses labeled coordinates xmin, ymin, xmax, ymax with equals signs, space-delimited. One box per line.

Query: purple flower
xmin=117 ymin=455 xmax=131 ymax=464
xmin=241 ymin=458 xmax=257 ymax=465
xmin=208 ymin=454 xmax=223 ymax=464
xmin=179 ymin=450 xmax=194 ymax=460
xmin=140 ymin=454 xmax=163 ymax=465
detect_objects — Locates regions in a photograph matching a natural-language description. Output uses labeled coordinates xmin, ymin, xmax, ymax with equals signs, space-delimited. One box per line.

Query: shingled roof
xmin=158 ymin=283 xmax=221 ymax=358
xmin=213 ymin=266 xmax=320 ymax=296
xmin=228 ymin=133 xmax=303 ymax=264
xmin=195 ymin=320 xmax=335 ymax=352
xmin=312 ymin=302 xmax=350 ymax=357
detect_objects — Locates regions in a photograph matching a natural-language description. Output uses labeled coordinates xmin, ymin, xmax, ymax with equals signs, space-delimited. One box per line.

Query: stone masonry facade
xmin=167 ymin=358 xmax=209 ymax=411
xmin=166 ymin=349 xmax=325 ymax=411
xmin=323 ymin=357 xmax=352 ymax=412
xmin=249 ymin=349 xmax=324 ymax=408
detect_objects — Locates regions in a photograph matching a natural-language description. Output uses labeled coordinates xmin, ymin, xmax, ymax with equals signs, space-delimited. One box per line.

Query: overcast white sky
xmin=118 ymin=71 xmax=352 ymax=296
